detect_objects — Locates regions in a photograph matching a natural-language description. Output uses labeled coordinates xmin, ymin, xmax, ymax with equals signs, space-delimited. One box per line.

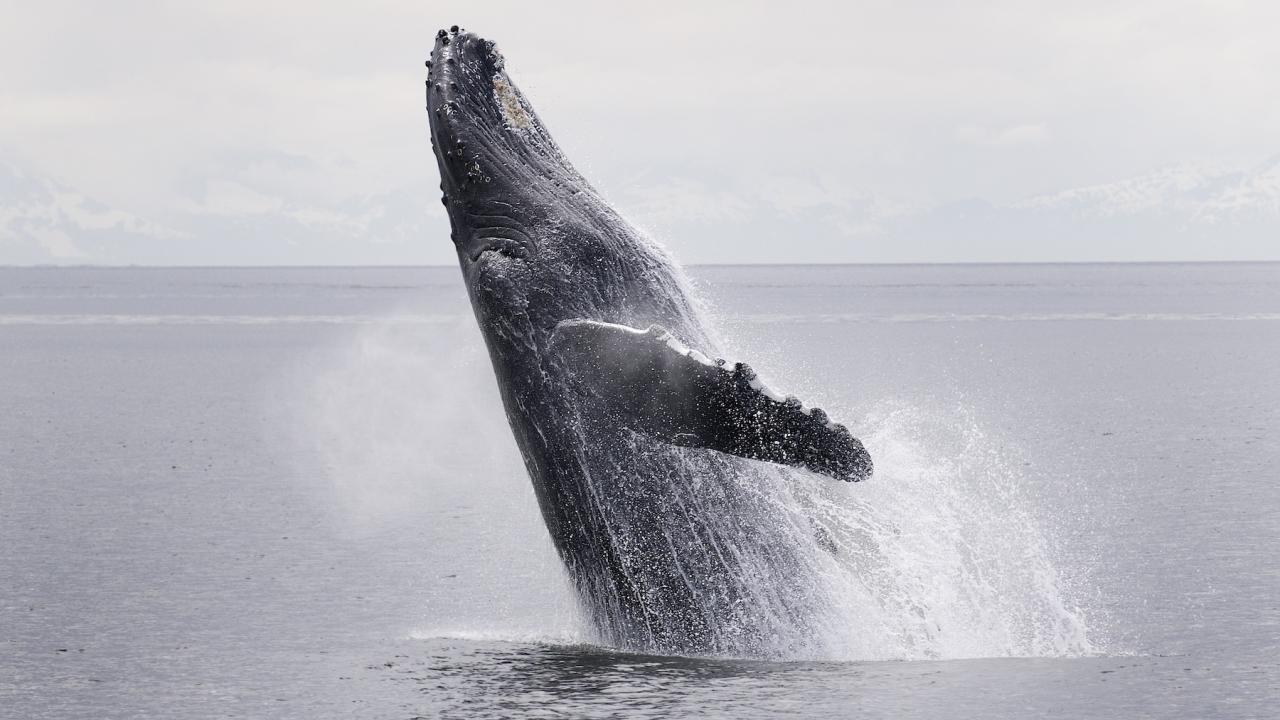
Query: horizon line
xmin=1 ymin=258 xmax=1278 ymax=270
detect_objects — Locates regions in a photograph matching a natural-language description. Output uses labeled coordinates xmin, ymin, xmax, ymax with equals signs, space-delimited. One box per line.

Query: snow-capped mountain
xmin=2 ymin=155 xmax=1275 ymax=265
xmin=1014 ymin=157 xmax=1280 ymax=225
xmin=0 ymin=161 xmax=447 ymax=265
xmin=620 ymin=158 xmax=1280 ymax=264
xmin=0 ymin=161 xmax=184 ymax=264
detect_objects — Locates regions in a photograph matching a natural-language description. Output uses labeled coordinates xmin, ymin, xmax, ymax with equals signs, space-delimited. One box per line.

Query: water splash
xmin=286 ymin=313 xmax=1097 ymax=661
xmin=798 ymin=401 xmax=1097 ymax=660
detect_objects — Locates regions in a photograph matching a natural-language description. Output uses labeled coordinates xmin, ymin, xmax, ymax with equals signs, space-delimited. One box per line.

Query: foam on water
xmin=287 ymin=307 xmax=1098 ymax=662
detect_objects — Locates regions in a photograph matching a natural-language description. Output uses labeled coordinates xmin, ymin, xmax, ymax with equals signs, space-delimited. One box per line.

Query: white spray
xmin=284 ymin=303 xmax=1097 ymax=661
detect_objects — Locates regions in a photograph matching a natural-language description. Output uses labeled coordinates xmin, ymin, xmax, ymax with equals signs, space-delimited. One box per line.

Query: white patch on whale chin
xmin=494 ymin=75 xmax=532 ymax=130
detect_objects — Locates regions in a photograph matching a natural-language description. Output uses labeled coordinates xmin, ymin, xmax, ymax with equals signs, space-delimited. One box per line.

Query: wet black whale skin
xmin=426 ymin=26 xmax=871 ymax=655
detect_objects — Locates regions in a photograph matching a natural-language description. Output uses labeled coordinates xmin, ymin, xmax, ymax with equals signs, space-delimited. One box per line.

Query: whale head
xmin=427 ymin=28 xmax=578 ymax=264
xmin=426 ymin=27 xmax=701 ymax=361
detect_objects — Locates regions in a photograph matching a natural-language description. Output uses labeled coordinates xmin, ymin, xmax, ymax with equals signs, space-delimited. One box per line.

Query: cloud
xmin=195 ymin=180 xmax=286 ymax=216
xmin=956 ymin=123 xmax=1052 ymax=147
xmin=621 ymin=178 xmax=753 ymax=225
xmin=1 ymin=1 xmax=1278 ymax=264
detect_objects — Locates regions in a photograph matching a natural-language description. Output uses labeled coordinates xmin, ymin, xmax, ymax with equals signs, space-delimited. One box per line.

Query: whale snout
xmin=426 ymin=28 xmax=505 ymax=183
xmin=426 ymin=25 xmax=576 ymax=190
xmin=427 ymin=26 xmax=588 ymax=270
xmin=426 ymin=27 xmax=502 ymax=115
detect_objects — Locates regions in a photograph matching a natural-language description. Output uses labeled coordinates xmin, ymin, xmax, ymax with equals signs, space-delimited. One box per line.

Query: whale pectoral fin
xmin=548 ymin=319 xmax=873 ymax=482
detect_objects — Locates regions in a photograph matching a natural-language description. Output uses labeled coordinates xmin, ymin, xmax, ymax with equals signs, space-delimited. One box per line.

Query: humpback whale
xmin=426 ymin=26 xmax=872 ymax=656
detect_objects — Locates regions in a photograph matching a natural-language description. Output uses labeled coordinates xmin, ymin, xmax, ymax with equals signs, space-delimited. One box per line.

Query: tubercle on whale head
xmin=426 ymin=27 xmax=591 ymax=270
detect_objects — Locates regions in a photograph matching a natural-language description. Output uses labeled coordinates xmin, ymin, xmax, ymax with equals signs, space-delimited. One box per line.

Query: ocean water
xmin=1 ymin=263 xmax=1276 ymax=718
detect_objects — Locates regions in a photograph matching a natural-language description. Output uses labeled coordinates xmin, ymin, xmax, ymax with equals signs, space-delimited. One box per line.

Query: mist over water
xmin=284 ymin=315 xmax=588 ymax=641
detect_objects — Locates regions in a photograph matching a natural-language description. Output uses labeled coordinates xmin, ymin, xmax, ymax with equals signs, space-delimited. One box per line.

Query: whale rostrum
xmin=427 ymin=26 xmax=872 ymax=655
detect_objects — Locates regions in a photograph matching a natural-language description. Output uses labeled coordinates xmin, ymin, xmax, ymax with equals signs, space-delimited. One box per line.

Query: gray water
xmin=1 ymin=263 xmax=1276 ymax=718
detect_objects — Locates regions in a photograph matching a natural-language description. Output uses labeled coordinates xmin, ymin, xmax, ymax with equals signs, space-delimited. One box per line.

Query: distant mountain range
xmin=1014 ymin=159 xmax=1280 ymax=223
xmin=894 ymin=157 xmax=1280 ymax=262
xmin=0 ymin=161 xmax=185 ymax=264
xmin=0 ymin=160 xmax=439 ymax=265
xmin=2 ymin=157 xmax=1277 ymax=265
xmin=621 ymin=156 xmax=1280 ymax=264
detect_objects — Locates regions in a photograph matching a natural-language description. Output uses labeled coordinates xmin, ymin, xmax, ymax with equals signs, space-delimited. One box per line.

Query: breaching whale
xmin=426 ymin=26 xmax=872 ymax=656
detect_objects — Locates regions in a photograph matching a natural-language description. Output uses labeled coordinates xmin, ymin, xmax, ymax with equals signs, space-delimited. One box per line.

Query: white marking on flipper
xmin=686 ymin=349 xmax=713 ymax=366
xmin=553 ymin=319 xmax=716 ymax=367
xmin=745 ymin=372 xmax=788 ymax=403
xmin=555 ymin=318 xmax=647 ymax=335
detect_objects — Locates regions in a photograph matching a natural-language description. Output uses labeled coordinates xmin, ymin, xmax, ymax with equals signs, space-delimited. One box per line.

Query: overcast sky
xmin=1 ymin=0 xmax=1277 ymax=265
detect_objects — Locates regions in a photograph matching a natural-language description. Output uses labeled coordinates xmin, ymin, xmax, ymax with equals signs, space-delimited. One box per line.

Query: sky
xmin=1 ymin=0 xmax=1277 ymax=265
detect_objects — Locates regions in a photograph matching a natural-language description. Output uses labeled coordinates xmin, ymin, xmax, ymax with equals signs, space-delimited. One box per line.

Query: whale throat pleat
xmin=548 ymin=319 xmax=873 ymax=482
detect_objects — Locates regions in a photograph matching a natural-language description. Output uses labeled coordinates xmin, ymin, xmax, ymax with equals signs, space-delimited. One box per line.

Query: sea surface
xmin=1 ymin=263 xmax=1277 ymax=718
